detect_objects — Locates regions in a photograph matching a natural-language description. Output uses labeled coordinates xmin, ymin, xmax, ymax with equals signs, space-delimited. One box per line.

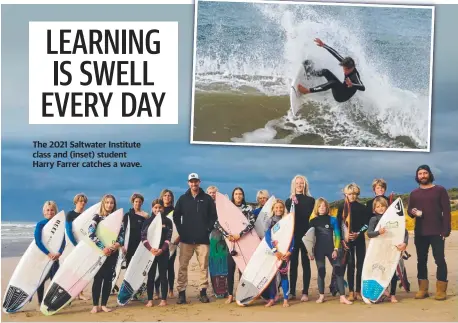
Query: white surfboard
xmin=361 ymin=198 xmax=406 ymax=304
xmin=254 ymin=195 xmax=275 ymax=239
xmin=40 ymin=209 xmax=124 ymax=316
xmin=290 ymin=60 xmax=311 ymax=116
xmin=155 ymin=212 xmax=179 ymax=282
xmin=112 ymin=215 xmax=131 ymax=293
xmin=302 ymin=227 xmax=316 ymax=258
xmin=2 ymin=211 xmax=66 ymax=313
xmin=235 ymin=212 xmax=294 ymax=306
xmin=117 ymin=214 xmax=162 ymax=306
xmin=60 ymin=202 xmax=101 ymax=264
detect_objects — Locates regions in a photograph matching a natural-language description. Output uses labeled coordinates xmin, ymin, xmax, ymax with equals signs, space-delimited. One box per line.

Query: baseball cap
xmin=188 ymin=173 xmax=200 ymax=181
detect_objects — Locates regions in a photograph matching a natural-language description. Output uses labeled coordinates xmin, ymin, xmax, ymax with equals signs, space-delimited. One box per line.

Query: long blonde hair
xmin=256 ymin=190 xmax=270 ymax=207
xmin=310 ymin=198 xmax=330 ymax=221
xmin=99 ymin=194 xmax=117 ymax=216
xmin=290 ymin=175 xmax=311 ymax=196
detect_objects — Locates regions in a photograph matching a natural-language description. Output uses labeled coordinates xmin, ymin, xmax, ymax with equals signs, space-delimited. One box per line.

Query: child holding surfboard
xmin=264 ymin=199 xmax=294 ymax=308
xmin=36 ymin=201 xmax=66 ymax=306
xmin=308 ymin=198 xmax=353 ymax=305
xmin=337 ymin=183 xmax=370 ymax=302
xmin=367 ymin=197 xmax=408 ymax=303
xmin=143 ymin=199 xmax=174 ymax=307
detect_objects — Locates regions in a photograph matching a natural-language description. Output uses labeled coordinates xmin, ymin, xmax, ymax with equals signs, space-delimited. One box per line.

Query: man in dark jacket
xmin=173 ymin=173 xmax=217 ymax=304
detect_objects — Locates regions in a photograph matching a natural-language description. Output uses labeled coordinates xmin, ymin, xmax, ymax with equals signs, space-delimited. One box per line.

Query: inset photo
xmin=191 ymin=0 xmax=434 ymax=151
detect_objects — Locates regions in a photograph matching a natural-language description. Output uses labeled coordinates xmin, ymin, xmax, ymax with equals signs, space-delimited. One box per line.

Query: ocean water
xmin=194 ymin=1 xmax=433 ymax=149
xmin=1 ymin=222 xmax=35 ymax=257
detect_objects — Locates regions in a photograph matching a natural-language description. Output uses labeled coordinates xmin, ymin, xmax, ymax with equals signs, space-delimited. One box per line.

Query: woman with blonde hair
xmin=36 ymin=201 xmax=66 ymax=306
xmin=252 ymin=190 xmax=270 ymax=217
xmin=88 ymin=194 xmax=125 ymax=314
xmin=285 ymin=175 xmax=315 ymax=302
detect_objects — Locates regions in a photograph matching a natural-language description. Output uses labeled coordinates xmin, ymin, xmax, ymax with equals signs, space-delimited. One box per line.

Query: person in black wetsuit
xmin=337 ymin=183 xmax=370 ymax=302
xmin=297 ymin=38 xmax=365 ymax=103
xmin=143 ymin=199 xmax=173 ymax=307
xmin=308 ymin=198 xmax=352 ymax=305
xmin=285 ymin=175 xmax=315 ymax=302
xmin=214 ymin=187 xmax=256 ymax=304
xmin=123 ymin=193 xmax=150 ymax=267
xmin=89 ymin=194 xmax=125 ymax=314
xmin=65 ymin=193 xmax=89 ymax=300
xmin=154 ymin=189 xmax=179 ymax=300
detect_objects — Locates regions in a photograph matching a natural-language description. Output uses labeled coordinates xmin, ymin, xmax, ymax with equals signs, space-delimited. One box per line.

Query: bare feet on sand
xmin=283 ymin=300 xmax=290 ymax=307
xmin=146 ymin=300 xmax=154 ymax=307
xmin=340 ymin=296 xmax=353 ymax=305
xmin=391 ymin=296 xmax=399 ymax=303
xmin=225 ymin=295 xmax=233 ymax=304
xmin=301 ymin=294 xmax=309 ymax=302
xmin=265 ymin=300 xmax=275 ymax=307
xmin=90 ymin=306 xmax=99 ymax=314
xmin=78 ymin=293 xmax=89 ymax=301
xmin=168 ymin=291 xmax=174 ymax=298
xmin=316 ymin=295 xmax=325 ymax=303
xmin=101 ymin=306 xmax=112 ymax=312
xmin=159 ymin=300 xmax=167 ymax=307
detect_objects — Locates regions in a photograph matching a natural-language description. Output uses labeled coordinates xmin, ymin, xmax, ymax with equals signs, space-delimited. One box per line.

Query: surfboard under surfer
xmin=297 ymin=38 xmax=365 ymax=103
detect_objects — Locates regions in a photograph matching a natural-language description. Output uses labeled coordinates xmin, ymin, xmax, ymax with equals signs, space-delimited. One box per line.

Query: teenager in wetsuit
xmin=298 ymin=38 xmax=365 ymax=103
xmin=252 ymin=190 xmax=270 ymax=217
xmin=64 ymin=193 xmax=89 ymax=300
xmin=36 ymin=201 xmax=66 ymax=306
xmin=366 ymin=179 xmax=392 ymax=218
xmin=89 ymin=194 xmax=125 ymax=314
xmin=154 ymin=189 xmax=179 ymax=300
xmin=367 ymin=197 xmax=408 ymax=303
xmin=337 ymin=183 xmax=370 ymax=302
xmin=143 ymin=199 xmax=173 ymax=307
xmin=214 ymin=187 xmax=256 ymax=304
xmin=285 ymin=175 xmax=315 ymax=302
xmin=264 ymin=199 xmax=293 ymax=308
xmin=309 ymin=198 xmax=352 ymax=305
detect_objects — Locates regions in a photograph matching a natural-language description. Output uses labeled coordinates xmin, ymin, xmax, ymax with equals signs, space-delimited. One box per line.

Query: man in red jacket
xmin=407 ymin=165 xmax=451 ymax=301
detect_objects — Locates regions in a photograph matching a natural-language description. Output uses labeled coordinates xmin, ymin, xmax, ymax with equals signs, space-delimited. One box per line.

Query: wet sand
xmin=2 ymin=233 xmax=457 ymax=322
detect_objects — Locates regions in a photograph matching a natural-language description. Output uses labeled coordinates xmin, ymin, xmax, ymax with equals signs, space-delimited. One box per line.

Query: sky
xmin=1 ymin=4 xmax=457 ymax=222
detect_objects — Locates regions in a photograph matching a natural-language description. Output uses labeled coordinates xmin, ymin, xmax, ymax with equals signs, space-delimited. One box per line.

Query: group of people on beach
xmin=30 ymin=164 xmax=451 ymax=314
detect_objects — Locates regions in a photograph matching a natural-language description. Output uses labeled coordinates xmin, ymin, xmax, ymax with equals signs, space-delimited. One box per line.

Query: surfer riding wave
xmin=298 ymin=38 xmax=365 ymax=103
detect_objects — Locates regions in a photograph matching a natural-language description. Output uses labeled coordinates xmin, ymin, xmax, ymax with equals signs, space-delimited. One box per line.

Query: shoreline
xmin=1 ymin=234 xmax=456 ymax=322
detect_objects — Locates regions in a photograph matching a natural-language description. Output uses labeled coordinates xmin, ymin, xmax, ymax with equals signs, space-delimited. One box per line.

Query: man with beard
xmin=407 ymin=165 xmax=451 ymax=301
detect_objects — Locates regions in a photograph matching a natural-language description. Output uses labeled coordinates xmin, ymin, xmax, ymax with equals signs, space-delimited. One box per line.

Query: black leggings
xmin=92 ymin=252 xmax=117 ymax=306
xmin=390 ymin=273 xmax=398 ymax=295
xmin=155 ymin=251 xmax=177 ymax=293
xmin=310 ymin=69 xmax=350 ymax=102
xmin=227 ymin=253 xmax=241 ymax=296
xmin=414 ymin=234 xmax=447 ymax=281
xmin=343 ymin=238 xmax=366 ymax=293
xmin=289 ymin=239 xmax=311 ymax=295
xmin=147 ymin=252 xmax=169 ymax=300
xmin=37 ymin=261 xmax=59 ymax=304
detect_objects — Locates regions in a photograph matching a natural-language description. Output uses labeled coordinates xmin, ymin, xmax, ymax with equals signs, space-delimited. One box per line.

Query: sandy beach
xmin=1 ymin=233 xmax=456 ymax=322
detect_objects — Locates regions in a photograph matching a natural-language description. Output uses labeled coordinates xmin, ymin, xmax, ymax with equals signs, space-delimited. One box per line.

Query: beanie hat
xmin=416 ymin=164 xmax=432 ymax=174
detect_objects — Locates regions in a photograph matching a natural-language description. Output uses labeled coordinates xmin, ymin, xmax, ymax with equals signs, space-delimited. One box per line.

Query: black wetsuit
xmin=308 ymin=44 xmax=365 ymax=102
xmin=154 ymin=206 xmax=176 ymax=295
xmin=285 ymin=194 xmax=315 ymax=297
xmin=123 ymin=209 xmax=148 ymax=267
xmin=309 ymin=215 xmax=346 ymax=295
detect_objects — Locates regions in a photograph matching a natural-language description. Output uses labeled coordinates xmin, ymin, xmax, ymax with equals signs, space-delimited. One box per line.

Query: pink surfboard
xmin=215 ymin=192 xmax=260 ymax=272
